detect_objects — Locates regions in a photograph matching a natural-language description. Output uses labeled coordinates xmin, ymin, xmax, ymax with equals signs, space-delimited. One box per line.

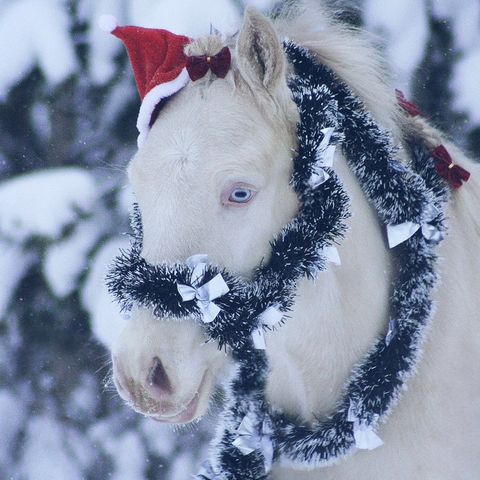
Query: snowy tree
xmin=0 ymin=0 xmax=478 ymax=478
xmin=363 ymin=0 xmax=480 ymax=153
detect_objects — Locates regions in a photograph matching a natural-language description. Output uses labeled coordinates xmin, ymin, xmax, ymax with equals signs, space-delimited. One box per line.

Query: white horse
xmin=111 ymin=2 xmax=480 ymax=478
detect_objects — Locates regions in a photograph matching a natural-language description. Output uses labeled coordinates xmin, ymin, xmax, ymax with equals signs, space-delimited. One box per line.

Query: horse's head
xmin=111 ymin=9 xmax=300 ymax=423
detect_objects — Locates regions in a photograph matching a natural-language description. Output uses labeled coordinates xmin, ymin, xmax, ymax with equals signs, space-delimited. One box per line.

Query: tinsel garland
xmin=106 ymin=42 xmax=448 ymax=479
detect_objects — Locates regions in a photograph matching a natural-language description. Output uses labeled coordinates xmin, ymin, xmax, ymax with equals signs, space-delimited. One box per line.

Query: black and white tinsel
xmin=106 ymin=42 xmax=448 ymax=479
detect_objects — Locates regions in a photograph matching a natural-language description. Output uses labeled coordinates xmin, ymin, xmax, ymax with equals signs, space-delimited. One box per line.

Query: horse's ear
xmin=236 ymin=7 xmax=286 ymax=95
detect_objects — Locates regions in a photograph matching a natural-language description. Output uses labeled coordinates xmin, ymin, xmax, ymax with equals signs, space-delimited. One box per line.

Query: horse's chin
xmin=149 ymin=393 xmax=202 ymax=424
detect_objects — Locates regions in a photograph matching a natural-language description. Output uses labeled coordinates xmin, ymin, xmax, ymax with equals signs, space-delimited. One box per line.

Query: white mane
xmin=275 ymin=0 xmax=403 ymax=135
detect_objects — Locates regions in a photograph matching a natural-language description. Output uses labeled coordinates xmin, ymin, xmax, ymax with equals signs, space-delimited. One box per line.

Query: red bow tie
xmin=186 ymin=46 xmax=231 ymax=81
xmin=432 ymin=145 xmax=470 ymax=189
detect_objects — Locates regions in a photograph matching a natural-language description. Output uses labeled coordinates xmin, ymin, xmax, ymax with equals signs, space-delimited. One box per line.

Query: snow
xmin=43 ymin=217 xmax=102 ymax=298
xmin=93 ymin=73 xmax=137 ymax=140
xmin=364 ymin=0 xmax=480 ymax=129
xmin=89 ymin=421 xmax=147 ymax=480
xmin=449 ymin=2 xmax=480 ymax=51
xmin=0 ymin=167 xmax=98 ymax=242
xmin=0 ymin=241 xmax=35 ymax=319
xmin=428 ymin=0 xmax=480 ymax=123
xmin=453 ymin=50 xmax=480 ymax=123
xmin=0 ymin=1 xmax=36 ymax=98
xmin=140 ymin=418 xmax=177 ymax=458
xmin=66 ymin=373 xmax=101 ymax=422
xmin=0 ymin=390 xmax=27 ymax=469
xmin=109 ymin=431 xmax=147 ymax=480
xmin=81 ymin=237 xmax=130 ymax=348
xmin=30 ymin=101 xmax=52 ymax=140
xmin=169 ymin=451 xmax=196 ymax=480
xmin=364 ymin=0 xmax=429 ymax=93
xmin=98 ymin=13 xmax=118 ymax=33
xmin=34 ymin=0 xmax=78 ymax=85
xmin=431 ymin=0 xmax=480 ymax=51
xmin=87 ymin=0 xmax=124 ymax=85
xmin=0 ymin=0 xmax=77 ymax=98
xmin=19 ymin=414 xmax=83 ymax=480
xmin=65 ymin=426 xmax=97 ymax=472
xmin=128 ymin=0 xmax=241 ymax=37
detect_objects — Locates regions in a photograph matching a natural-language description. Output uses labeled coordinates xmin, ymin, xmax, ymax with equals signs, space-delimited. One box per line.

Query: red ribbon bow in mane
xmin=394 ymin=89 xmax=471 ymax=188
xmin=432 ymin=145 xmax=471 ymax=189
xmin=186 ymin=46 xmax=231 ymax=81
xmin=395 ymin=89 xmax=422 ymax=117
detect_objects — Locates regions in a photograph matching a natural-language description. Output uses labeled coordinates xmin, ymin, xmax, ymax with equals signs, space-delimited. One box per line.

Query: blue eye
xmin=228 ymin=188 xmax=254 ymax=203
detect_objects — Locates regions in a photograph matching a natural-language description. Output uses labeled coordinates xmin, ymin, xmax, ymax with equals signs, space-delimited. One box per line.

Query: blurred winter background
xmin=0 ymin=0 xmax=478 ymax=478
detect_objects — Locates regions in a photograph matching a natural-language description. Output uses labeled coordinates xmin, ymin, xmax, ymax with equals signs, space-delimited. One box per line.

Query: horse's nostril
xmin=148 ymin=357 xmax=173 ymax=394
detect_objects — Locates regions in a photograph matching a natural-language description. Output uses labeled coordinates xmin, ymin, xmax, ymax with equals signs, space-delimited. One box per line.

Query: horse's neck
xmin=266 ymin=152 xmax=392 ymax=420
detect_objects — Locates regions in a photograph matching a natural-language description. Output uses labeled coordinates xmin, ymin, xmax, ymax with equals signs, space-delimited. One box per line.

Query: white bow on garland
xmin=347 ymin=402 xmax=383 ymax=451
xmin=177 ymin=254 xmax=230 ymax=323
xmin=309 ymin=127 xmax=337 ymax=188
xmin=197 ymin=460 xmax=223 ymax=480
xmin=387 ymin=204 xmax=443 ymax=248
xmin=232 ymin=411 xmax=275 ymax=473
xmin=251 ymin=306 xmax=284 ymax=350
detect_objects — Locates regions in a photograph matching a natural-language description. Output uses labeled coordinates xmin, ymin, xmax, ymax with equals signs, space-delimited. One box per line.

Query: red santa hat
xmin=99 ymin=15 xmax=192 ymax=146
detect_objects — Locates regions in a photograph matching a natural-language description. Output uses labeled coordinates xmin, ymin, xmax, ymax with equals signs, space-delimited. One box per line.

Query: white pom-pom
xmin=98 ymin=14 xmax=118 ymax=33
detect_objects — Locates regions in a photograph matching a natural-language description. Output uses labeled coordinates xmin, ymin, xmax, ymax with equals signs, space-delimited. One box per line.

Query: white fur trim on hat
xmin=136 ymin=68 xmax=190 ymax=148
